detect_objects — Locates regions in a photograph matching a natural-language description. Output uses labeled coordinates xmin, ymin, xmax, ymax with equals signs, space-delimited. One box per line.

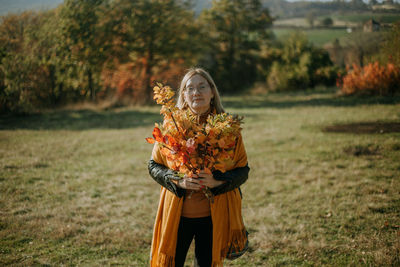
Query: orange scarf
xmin=150 ymin=134 xmax=248 ymax=267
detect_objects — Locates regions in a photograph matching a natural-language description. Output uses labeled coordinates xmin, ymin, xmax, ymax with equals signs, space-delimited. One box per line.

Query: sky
xmin=0 ymin=0 xmax=63 ymax=16
xmin=0 ymin=0 xmax=397 ymax=16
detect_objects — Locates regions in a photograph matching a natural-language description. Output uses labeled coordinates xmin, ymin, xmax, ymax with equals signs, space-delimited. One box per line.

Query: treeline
xmin=0 ymin=0 xmax=338 ymax=113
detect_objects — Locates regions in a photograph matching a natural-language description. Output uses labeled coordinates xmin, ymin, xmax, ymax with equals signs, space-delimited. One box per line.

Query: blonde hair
xmin=177 ymin=67 xmax=225 ymax=114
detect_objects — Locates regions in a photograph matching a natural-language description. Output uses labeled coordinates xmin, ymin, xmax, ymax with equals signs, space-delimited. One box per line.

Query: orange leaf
xmin=218 ymin=139 xmax=226 ymax=148
xmin=145 ymin=137 xmax=155 ymax=144
xmin=153 ymin=127 xmax=163 ymax=142
xmin=214 ymin=162 xmax=226 ymax=172
xmin=196 ymin=133 xmax=206 ymax=144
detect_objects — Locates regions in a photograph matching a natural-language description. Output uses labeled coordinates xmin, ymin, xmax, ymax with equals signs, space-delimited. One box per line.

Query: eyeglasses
xmin=184 ymin=84 xmax=210 ymax=94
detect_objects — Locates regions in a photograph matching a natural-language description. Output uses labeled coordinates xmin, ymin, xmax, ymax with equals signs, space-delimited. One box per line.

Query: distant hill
xmin=262 ymin=0 xmax=400 ymax=19
xmin=0 ymin=0 xmax=63 ymax=16
xmin=3 ymin=0 xmax=397 ymax=20
xmin=0 ymin=0 xmax=212 ymax=17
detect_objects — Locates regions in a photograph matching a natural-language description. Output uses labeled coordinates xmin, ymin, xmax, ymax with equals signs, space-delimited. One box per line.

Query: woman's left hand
xmin=193 ymin=170 xmax=225 ymax=189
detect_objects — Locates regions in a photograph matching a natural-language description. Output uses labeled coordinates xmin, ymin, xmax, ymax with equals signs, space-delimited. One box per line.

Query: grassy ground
xmin=273 ymin=28 xmax=349 ymax=47
xmin=332 ymin=13 xmax=400 ymax=24
xmin=1 ymin=90 xmax=400 ymax=266
xmin=274 ymin=13 xmax=400 ymax=28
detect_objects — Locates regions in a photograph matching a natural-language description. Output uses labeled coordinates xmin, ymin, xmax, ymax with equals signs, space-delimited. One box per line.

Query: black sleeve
xmin=210 ymin=164 xmax=250 ymax=196
xmin=148 ymin=159 xmax=185 ymax=198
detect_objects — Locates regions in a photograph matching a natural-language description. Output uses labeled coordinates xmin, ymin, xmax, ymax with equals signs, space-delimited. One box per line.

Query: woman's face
xmin=184 ymin=74 xmax=214 ymax=114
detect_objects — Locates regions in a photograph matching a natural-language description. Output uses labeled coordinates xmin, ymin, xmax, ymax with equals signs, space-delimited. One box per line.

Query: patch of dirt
xmin=323 ymin=122 xmax=400 ymax=134
xmin=343 ymin=144 xmax=380 ymax=156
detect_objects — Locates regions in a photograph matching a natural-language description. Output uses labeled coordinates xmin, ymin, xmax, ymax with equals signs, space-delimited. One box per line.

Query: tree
xmin=266 ymin=32 xmax=334 ymax=91
xmin=381 ymin=22 xmax=400 ymax=68
xmin=321 ymin=17 xmax=334 ymax=28
xmin=369 ymin=0 xmax=378 ymax=5
xmin=0 ymin=11 xmax=42 ymax=112
xmin=23 ymin=9 xmax=67 ymax=106
xmin=0 ymin=12 xmax=36 ymax=53
xmin=201 ymin=0 xmax=273 ymax=92
xmin=60 ymin=0 xmax=106 ymax=101
xmin=106 ymin=0 xmax=201 ymax=103
xmin=343 ymin=32 xmax=384 ymax=67
xmin=306 ymin=11 xmax=315 ymax=28
xmin=351 ymin=0 xmax=365 ymax=6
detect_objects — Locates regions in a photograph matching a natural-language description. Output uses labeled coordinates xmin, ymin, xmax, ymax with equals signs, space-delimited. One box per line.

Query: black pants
xmin=175 ymin=216 xmax=213 ymax=267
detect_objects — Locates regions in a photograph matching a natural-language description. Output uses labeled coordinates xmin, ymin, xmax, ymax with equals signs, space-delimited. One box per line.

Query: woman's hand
xmin=177 ymin=175 xmax=203 ymax=190
xmin=195 ymin=170 xmax=225 ymax=189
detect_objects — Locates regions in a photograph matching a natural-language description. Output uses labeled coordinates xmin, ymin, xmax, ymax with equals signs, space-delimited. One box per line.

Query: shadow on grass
xmin=0 ymin=109 xmax=162 ymax=130
xmin=222 ymin=92 xmax=400 ymax=109
xmin=2 ymin=92 xmax=400 ymax=131
xmin=323 ymin=122 xmax=400 ymax=134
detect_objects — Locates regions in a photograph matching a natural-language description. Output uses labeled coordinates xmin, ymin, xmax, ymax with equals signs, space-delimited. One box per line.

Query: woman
xmin=148 ymin=68 xmax=250 ymax=267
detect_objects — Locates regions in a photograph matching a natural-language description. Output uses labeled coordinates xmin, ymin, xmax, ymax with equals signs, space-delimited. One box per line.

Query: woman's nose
xmin=192 ymin=88 xmax=202 ymax=94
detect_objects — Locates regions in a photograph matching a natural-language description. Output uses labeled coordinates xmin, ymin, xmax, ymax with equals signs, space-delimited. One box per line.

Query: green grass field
xmin=333 ymin=13 xmax=400 ymax=24
xmin=273 ymin=28 xmax=349 ymax=47
xmin=273 ymin=12 xmax=399 ymax=47
xmin=1 ymin=91 xmax=400 ymax=266
xmin=274 ymin=13 xmax=400 ymax=28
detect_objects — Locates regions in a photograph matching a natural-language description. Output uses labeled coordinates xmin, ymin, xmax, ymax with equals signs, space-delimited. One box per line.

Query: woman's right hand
xmin=177 ymin=174 xmax=202 ymax=190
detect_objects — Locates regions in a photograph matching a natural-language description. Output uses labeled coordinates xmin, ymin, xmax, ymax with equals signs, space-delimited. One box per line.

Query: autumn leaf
xmin=213 ymin=148 xmax=219 ymax=156
xmin=190 ymin=158 xmax=197 ymax=166
xmin=196 ymin=133 xmax=207 ymax=144
xmin=214 ymin=162 xmax=226 ymax=173
xmin=145 ymin=137 xmax=155 ymax=144
xmin=186 ymin=138 xmax=196 ymax=154
xmin=153 ymin=127 xmax=163 ymax=142
xmin=163 ymin=135 xmax=169 ymax=144
xmin=218 ymin=139 xmax=226 ymax=148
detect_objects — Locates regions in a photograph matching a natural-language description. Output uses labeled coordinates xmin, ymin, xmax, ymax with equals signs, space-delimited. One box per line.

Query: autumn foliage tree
xmin=0 ymin=0 xmax=205 ymax=112
xmin=104 ymin=0 xmax=202 ymax=104
xmin=101 ymin=58 xmax=186 ymax=104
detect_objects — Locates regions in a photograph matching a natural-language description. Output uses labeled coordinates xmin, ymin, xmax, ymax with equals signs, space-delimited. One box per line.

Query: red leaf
xmin=152 ymin=127 xmax=163 ymax=142
xmin=163 ymin=135 xmax=169 ymax=144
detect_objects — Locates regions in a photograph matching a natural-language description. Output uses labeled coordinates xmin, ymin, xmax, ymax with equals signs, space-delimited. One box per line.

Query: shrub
xmin=266 ymin=32 xmax=336 ymax=91
xmin=337 ymin=62 xmax=400 ymax=96
xmin=321 ymin=17 xmax=333 ymax=27
xmin=267 ymin=61 xmax=309 ymax=91
xmin=314 ymin=65 xmax=342 ymax=86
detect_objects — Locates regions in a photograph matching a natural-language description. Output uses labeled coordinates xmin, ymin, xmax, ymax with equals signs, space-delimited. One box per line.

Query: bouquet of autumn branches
xmin=146 ymin=83 xmax=243 ymax=202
